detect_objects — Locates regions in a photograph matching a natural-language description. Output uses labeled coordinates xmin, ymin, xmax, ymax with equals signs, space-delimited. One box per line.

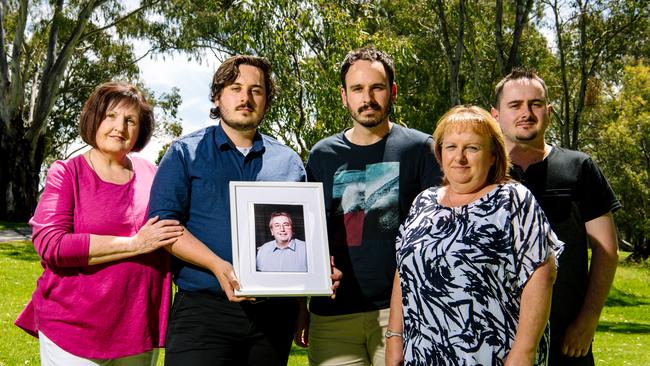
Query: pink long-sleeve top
xmin=15 ymin=154 xmax=171 ymax=359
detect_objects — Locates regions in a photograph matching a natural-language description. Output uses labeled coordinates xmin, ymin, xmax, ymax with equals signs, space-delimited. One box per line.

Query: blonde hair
xmin=433 ymin=105 xmax=510 ymax=185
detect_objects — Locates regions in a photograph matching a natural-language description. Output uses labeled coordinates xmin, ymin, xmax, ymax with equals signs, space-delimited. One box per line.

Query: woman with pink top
xmin=15 ymin=82 xmax=183 ymax=365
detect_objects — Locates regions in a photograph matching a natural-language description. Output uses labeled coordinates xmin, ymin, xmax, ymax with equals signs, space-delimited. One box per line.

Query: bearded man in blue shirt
xmin=148 ymin=55 xmax=337 ymax=366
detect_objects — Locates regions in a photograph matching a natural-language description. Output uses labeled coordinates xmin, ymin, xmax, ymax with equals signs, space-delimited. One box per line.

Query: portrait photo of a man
xmin=255 ymin=207 xmax=308 ymax=273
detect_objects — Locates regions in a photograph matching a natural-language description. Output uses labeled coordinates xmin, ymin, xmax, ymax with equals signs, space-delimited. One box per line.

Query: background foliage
xmin=1 ymin=0 xmax=648 ymax=259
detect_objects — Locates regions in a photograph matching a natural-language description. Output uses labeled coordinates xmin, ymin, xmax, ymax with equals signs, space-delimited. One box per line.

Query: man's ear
xmin=391 ymin=82 xmax=397 ymax=102
xmin=491 ymin=107 xmax=499 ymax=120
xmin=340 ymin=86 xmax=347 ymax=107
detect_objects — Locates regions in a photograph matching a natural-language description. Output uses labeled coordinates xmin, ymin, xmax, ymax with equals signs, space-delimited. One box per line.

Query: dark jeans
xmin=164 ymin=290 xmax=298 ymax=366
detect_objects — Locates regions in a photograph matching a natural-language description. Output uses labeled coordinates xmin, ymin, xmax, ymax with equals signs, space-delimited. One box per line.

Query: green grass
xmin=0 ymin=241 xmax=41 ymax=366
xmin=1 ymin=242 xmax=648 ymax=365
xmin=593 ymin=252 xmax=650 ymax=365
xmin=289 ymin=344 xmax=308 ymax=365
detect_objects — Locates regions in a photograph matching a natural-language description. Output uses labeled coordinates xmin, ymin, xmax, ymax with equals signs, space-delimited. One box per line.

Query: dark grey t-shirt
xmin=510 ymin=146 xmax=620 ymax=347
xmin=307 ymin=124 xmax=441 ymax=316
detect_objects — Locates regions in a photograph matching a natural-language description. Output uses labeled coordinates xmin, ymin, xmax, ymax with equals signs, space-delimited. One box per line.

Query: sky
xmin=59 ymin=1 xmax=223 ymax=163
xmin=64 ymin=42 xmax=221 ymax=163
xmin=134 ymin=44 xmax=221 ymax=162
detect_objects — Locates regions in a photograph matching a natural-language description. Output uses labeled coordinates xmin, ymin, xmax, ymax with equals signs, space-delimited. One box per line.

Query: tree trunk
xmin=627 ymin=238 xmax=650 ymax=263
xmin=0 ymin=119 xmax=43 ymax=221
xmin=435 ymin=0 xmax=465 ymax=106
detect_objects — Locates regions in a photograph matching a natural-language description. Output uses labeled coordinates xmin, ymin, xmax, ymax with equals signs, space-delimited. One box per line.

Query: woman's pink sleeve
xmin=29 ymin=161 xmax=90 ymax=268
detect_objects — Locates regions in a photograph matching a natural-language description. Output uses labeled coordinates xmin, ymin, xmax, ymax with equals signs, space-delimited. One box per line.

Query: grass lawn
xmin=1 ymin=241 xmax=647 ymax=365
xmin=0 ymin=241 xmax=40 ymax=366
xmin=593 ymin=253 xmax=650 ymax=365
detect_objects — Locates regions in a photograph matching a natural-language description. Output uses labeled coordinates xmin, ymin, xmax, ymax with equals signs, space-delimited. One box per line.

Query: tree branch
xmin=495 ymin=0 xmax=505 ymax=75
xmin=435 ymin=0 xmax=465 ymax=105
xmin=434 ymin=0 xmax=453 ymax=65
xmin=0 ymin=0 xmax=10 ymax=90
xmin=547 ymin=0 xmax=571 ymax=147
xmin=30 ymin=0 xmax=106 ymax=148
xmin=572 ymin=0 xmax=589 ymax=149
xmin=64 ymin=143 xmax=89 ymax=159
xmin=0 ymin=0 xmax=28 ymax=127
xmin=506 ymin=0 xmax=534 ymax=71
xmin=81 ymin=0 xmax=161 ymax=41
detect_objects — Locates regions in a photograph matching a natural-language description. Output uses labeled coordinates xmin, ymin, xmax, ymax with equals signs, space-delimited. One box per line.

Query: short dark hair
xmin=79 ymin=81 xmax=154 ymax=152
xmin=209 ymin=55 xmax=276 ymax=119
xmin=268 ymin=212 xmax=293 ymax=230
xmin=433 ymin=105 xmax=511 ymax=186
xmin=340 ymin=47 xmax=396 ymax=89
xmin=494 ymin=67 xmax=549 ymax=109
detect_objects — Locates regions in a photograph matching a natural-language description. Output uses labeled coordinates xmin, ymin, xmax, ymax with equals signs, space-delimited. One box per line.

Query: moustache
xmin=357 ymin=102 xmax=381 ymax=113
xmin=236 ymin=102 xmax=254 ymax=110
xmin=517 ymin=116 xmax=538 ymax=124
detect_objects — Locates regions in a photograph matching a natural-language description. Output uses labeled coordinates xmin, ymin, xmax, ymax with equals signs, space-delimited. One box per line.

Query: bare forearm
xmin=387 ymin=271 xmax=405 ymax=366
xmin=164 ymin=228 xmax=223 ymax=274
xmin=579 ymin=214 xmax=618 ymax=324
xmin=578 ymin=242 xmax=617 ymax=324
xmin=508 ymin=257 xmax=556 ymax=363
xmin=388 ymin=271 xmax=404 ymax=332
xmin=88 ymin=234 xmax=138 ymax=265
xmin=166 ymin=228 xmax=249 ymax=301
xmin=561 ymin=214 xmax=618 ymax=357
xmin=88 ymin=217 xmax=183 ymax=266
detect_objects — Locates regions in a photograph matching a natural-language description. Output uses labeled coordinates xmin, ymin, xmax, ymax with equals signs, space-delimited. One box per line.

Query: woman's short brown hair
xmin=433 ymin=105 xmax=511 ymax=185
xmin=79 ymin=81 xmax=155 ymax=152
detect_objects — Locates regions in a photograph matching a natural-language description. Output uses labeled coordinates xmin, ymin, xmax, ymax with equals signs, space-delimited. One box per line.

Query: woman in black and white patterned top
xmin=386 ymin=106 xmax=563 ymax=366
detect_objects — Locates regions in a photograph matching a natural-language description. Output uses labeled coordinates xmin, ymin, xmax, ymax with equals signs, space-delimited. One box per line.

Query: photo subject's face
xmin=270 ymin=215 xmax=293 ymax=245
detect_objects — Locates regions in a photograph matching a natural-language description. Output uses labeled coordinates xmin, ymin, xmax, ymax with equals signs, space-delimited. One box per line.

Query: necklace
xmin=88 ymin=149 xmax=132 ymax=182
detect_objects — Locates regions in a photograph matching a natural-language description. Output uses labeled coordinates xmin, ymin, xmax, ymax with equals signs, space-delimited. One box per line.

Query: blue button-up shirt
xmin=148 ymin=124 xmax=306 ymax=293
xmin=256 ymin=238 xmax=308 ymax=272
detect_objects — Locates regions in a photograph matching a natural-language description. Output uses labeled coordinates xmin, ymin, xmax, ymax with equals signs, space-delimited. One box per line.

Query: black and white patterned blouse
xmin=396 ymin=183 xmax=563 ymax=366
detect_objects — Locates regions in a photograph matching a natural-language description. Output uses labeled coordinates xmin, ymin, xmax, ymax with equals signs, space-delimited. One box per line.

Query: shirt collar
xmin=273 ymin=239 xmax=296 ymax=252
xmin=214 ymin=123 xmax=266 ymax=154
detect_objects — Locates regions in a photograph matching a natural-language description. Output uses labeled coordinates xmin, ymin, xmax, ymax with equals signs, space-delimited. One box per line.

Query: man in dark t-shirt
xmin=304 ymin=47 xmax=441 ymax=365
xmin=492 ymin=68 xmax=620 ymax=366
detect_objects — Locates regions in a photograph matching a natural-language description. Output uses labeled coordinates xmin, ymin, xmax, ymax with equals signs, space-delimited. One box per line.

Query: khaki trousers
xmin=308 ymin=308 xmax=390 ymax=366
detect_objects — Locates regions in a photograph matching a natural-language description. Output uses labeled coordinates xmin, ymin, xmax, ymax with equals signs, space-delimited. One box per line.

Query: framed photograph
xmin=229 ymin=181 xmax=332 ymax=297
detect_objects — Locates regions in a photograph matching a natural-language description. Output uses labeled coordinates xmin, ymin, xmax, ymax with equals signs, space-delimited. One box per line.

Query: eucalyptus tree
xmin=0 ymin=0 xmax=179 ymax=221
xmin=495 ymin=0 xmax=535 ymax=75
xmin=151 ymin=0 xmax=411 ymax=158
xmin=589 ymin=64 xmax=650 ymax=261
xmin=543 ymin=0 xmax=649 ymax=149
xmin=377 ymin=0 xmax=553 ymax=127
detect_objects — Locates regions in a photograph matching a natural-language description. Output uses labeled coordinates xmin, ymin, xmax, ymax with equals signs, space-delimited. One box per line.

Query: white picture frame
xmin=230 ymin=181 xmax=332 ymax=297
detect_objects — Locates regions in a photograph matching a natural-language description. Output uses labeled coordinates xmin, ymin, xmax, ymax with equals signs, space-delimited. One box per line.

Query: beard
xmin=221 ymin=116 xmax=261 ymax=131
xmin=514 ymin=130 xmax=540 ymax=141
xmin=347 ymin=100 xmax=391 ymax=128
xmin=513 ymin=117 xmax=547 ymax=141
xmin=220 ymin=103 xmax=264 ymax=131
